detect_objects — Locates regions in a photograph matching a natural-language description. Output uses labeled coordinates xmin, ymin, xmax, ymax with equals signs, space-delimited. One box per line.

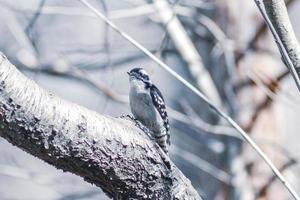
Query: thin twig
xmin=255 ymin=70 xmax=300 ymax=108
xmin=196 ymin=14 xmax=238 ymax=115
xmin=78 ymin=0 xmax=299 ymax=198
xmin=234 ymin=70 xmax=289 ymax=92
xmin=177 ymin=0 xmax=215 ymax=10
xmin=1 ymin=2 xmax=156 ymax=20
xmin=18 ymin=63 xmax=127 ymax=103
xmin=98 ymin=0 xmax=112 ymax=112
xmin=177 ymin=101 xmax=240 ymax=139
xmin=172 ymin=145 xmax=231 ymax=184
xmin=244 ymin=70 xmax=300 ymax=132
xmin=256 ymin=159 xmax=297 ymax=199
xmin=25 ymin=0 xmax=47 ymax=34
xmin=1 ymin=8 xmax=38 ymax=68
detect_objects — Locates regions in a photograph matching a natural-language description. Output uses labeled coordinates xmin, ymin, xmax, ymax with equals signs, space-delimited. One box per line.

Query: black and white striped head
xmin=127 ymin=68 xmax=152 ymax=86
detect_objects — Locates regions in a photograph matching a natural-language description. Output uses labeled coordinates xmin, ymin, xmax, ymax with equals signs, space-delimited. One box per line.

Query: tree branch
xmin=153 ymin=0 xmax=222 ymax=107
xmin=255 ymin=0 xmax=300 ymax=91
xmin=263 ymin=0 xmax=300 ymax=74
xmin=0 ymin=53 xmax=201 ymax=200
xmin=236 ymin=0 xmax=295 ymax=63
xmin=256 ymin=158 xmax=297 ymax=199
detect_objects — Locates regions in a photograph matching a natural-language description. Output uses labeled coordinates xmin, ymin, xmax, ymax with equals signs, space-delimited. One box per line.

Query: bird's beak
xmin=127 ymin=72 xmax=130 ymax=75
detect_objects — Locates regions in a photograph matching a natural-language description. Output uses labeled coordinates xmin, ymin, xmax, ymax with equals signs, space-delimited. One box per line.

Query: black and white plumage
xmin=128 ymin=68 xmax=170 ymax=153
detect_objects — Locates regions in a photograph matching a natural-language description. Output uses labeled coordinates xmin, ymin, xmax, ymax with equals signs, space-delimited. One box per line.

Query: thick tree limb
xmin=0 ymin=53 xmax=201 ymax=200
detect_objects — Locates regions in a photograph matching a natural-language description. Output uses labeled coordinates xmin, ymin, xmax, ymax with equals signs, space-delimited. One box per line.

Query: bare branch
xmin=256 ymin=159 xmax=297 ymax=199
xmin=25 ymin=0 xmax=47 ymax=34
xmin=236 ymin=0 xmax=295 ymax=63
xmin=243 ymin=69 xmax=300 ymax=132
xmin=255 ymin=0 xmax=300 ymax=91
xmin=12 ymin=59 xmax=127 ymax=103
xmin=1 ymin=8 xmax=38 ymax=68
xmin=263 ymin=0 xmax=300 ymax=70
xmin=172 ymin=146 xmax=231 ymax=184
xmin=153 ymin=0 xmax=222 ymax=106
xmin=0 ymin=53 xmax=201 ymax=200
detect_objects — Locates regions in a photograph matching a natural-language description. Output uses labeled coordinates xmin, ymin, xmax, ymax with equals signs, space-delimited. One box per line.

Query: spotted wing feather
xmin=150 ymin=84 xmax=170 ymax=145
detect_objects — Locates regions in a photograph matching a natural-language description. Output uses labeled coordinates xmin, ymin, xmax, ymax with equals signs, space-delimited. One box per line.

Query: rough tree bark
xmin=0 ymin=52 xmax=201 ymax=200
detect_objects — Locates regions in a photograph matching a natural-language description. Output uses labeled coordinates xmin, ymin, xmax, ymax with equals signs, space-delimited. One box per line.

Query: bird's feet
xmin=119 ymin=114 xmax=152 ymax=138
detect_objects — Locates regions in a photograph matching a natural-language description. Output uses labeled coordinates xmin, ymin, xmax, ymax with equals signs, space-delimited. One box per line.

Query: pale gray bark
xmin=263 ymin=0 xmax=300 ymax=75
xmin=0 ymin=53 xmax=201 ymax=200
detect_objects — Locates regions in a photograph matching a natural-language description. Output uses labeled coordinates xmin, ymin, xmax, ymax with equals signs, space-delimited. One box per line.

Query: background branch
xmin=153 ymin=0 xmax=222 ymax=106
xmin=236 ymin=0 xmax=295 ymax=63
xmin=263 ymin=0 xmax=300 ymax=74
xmin=255 ymin=0 xmax=300 ymax=90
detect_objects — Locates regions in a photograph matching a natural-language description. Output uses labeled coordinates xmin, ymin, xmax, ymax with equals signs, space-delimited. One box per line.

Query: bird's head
xmin=127 ymin=68 xmax=152 ymax=86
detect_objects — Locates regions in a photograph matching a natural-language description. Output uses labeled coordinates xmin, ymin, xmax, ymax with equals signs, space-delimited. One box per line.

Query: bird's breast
xmin=130 ymin=90 xmax=162 ymax=130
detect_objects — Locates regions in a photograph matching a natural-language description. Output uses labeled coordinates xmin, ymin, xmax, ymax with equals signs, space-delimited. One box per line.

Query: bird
xmin=127 ymin=68 xmax=170 ymax=153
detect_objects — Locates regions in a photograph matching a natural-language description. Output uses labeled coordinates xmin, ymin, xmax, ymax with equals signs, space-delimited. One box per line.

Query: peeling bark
xmin=0 ymin=53 xmax=201 ymax=200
